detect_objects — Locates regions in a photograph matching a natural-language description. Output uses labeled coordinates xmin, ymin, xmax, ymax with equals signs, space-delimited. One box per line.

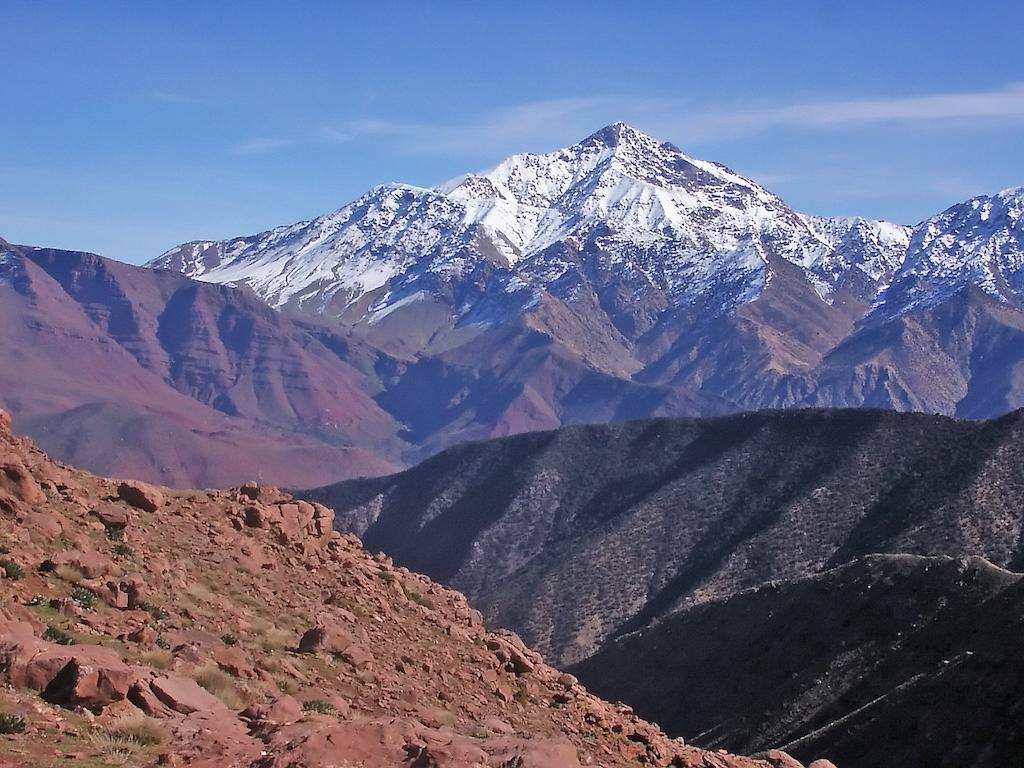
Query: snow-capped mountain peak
xmin=149 ymin=125 xmax=1022 ymax=342
xmin=871 ymin=186 xmax=1024 ymax=319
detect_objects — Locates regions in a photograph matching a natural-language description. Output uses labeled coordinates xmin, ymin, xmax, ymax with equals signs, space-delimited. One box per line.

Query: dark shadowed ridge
xmin=572 ymin=554 xmax=1024 ymax=768
xmin=307 ymin=408 xmax=1024 ymax=663
xmin=304 ymin=408 xmax=1024 ymax=768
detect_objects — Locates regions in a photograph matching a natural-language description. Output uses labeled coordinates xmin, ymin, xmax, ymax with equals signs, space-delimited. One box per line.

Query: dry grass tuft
xmin=105 ymin=715 xmax=165 ymax=746
xmin=137 ymin=649 xmax=173 ymax=670
xmin=88 ymin=716 xmax=165 ymax=765
xmin=54 ymin=565 xmax=85 ymax=584
xmin=193 ymin=665 xmax=246 ymax=709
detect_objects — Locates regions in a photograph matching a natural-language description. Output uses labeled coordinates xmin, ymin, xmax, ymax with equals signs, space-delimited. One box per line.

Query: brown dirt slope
xmin=0 ymin=243 xmax=400 ymax=487
xmin=0 ymin=407 xmax=785 ymax=768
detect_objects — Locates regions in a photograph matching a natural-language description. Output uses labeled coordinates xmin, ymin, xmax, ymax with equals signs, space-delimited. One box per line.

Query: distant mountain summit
xmin=872 ymin=185 xmax=1024 ymax=320
xmin=151 ymin=123 xmax=917 ymax=337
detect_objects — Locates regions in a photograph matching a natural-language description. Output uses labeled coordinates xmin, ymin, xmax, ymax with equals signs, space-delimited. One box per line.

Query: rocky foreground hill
xmin=0 ymin=408 xmax=804 ymax=767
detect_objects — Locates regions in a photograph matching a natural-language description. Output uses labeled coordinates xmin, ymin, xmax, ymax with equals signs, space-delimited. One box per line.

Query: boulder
xmin=0 ymin=620 xmax=45 ymax=687
xmin=43 ymin=653 xmax=132 ymax=711
xmin=117 ymin=480 xmax=164 ymax=512
xmin=311 ymin=502 xmax=334 ymax=536
xmin=127 ymin=625 xmax=156 ymax=645
xmin=340 ymin=643 xmax=374 ymax=669
xmin=239 ymin=483 xmax=288 ymax=504
xmin=53 ymin=549 xmax=118 ymax=579
xmin=150 ymin=674 xmax=228 ymax=715
xmin=214 ymin=645 xmax=254 ymax=678
xmin=4 ymin=641 xmax=131 ymax=711
xmin=128 ymin=678 xmax=177 ymax=718
xmin=241 ymin=694 xmax=303 ymax=730
xmin=808 ymin=761 xmax=839 ymax=768
xmin=166 ymin=709 xmax=263 ymax=767
xmin=91 ymin=503 xmax=129 ymax=529
xmin=297 ymin=625 xmax=354 ymax=655
xmin=754 ymin=750 xmax=805 ymax=768
xmin=0 ymin=454 xmax=45 ymax=505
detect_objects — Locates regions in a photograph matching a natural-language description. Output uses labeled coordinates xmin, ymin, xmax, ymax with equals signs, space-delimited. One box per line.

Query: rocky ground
xmin=0 ymin=407 xmax=812 ymax=767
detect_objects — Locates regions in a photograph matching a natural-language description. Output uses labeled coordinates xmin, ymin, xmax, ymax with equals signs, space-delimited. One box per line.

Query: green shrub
xmin=140 ymin=602 xmax=168 ymax=621
xmin=43 ymin=626 xmax=75 ymax=645
xmin=111 ymin=543 xmax=132 ymax=557
xmin=71 ymin=586 xmax=98 ymax=610
xmin=0 ymin=558 xmax=24 ymax=580
xmin=302 ymin=699 xmax=334 ymax=714
xmin=221 ymin=633 xmax=238 ymax=646
xmin=0 ymin=712 xmax=26 ymax=734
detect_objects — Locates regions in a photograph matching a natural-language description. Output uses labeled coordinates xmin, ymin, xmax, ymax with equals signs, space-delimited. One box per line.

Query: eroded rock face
xmin=90 ymin=502 xmax=129 ymax=529
xmin=255 ymin=717 xmax=584 ymax=768
xmin=0 ymin=454 xmax=45 ymax=506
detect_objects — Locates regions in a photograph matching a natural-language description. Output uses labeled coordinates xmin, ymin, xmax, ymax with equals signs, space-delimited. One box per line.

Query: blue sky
xmin=3 ymin=1 xmax=1023 ymax=264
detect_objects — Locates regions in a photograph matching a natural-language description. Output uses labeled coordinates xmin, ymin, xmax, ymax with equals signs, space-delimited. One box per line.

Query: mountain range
xmin=153 ymin=123 xmax=1024 ymax=425
xmin=307 ymin=407 xmax=1024 ymax=767
xmin=3 ymin=123 xmax=1024 ymax=487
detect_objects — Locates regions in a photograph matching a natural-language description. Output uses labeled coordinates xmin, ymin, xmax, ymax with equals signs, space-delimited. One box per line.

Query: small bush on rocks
xmin=43 ymin=626 xmax=76 ymax=646
xmin=111 ymin=543 xmax=132 ymax=558
xmin=0 ymin=712 xmax=26 ymax=734
xmin=302 ymin=699 xmax=335 ymax=714
xmin=71 ymin=585 xmax=98 ymax=610
xmin=0 ymin=558 xmax=24 ymax=580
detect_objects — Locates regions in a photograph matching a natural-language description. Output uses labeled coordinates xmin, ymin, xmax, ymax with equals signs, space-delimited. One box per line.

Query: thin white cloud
xmin=322 ymin=126 xmax=353 ymax=144
xmin=334 ymin=83 xmax=1024 ymax=158
xmin=340 ymin=97 xmax=619 ymax=156
xmin=664 ymin=82 xmax=1024 ymax=142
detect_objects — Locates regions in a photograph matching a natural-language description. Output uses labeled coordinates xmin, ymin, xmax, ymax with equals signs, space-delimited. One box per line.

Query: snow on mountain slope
xmin=872 ymin=186 xmax=1024 ymax=319
xmin=150 ymin=124 xmax=852 ymax=326
xmin=802 ymin=214 xmax=912 ymax=290
xmin=152 ymin=124 xmax=1024 ymax=336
